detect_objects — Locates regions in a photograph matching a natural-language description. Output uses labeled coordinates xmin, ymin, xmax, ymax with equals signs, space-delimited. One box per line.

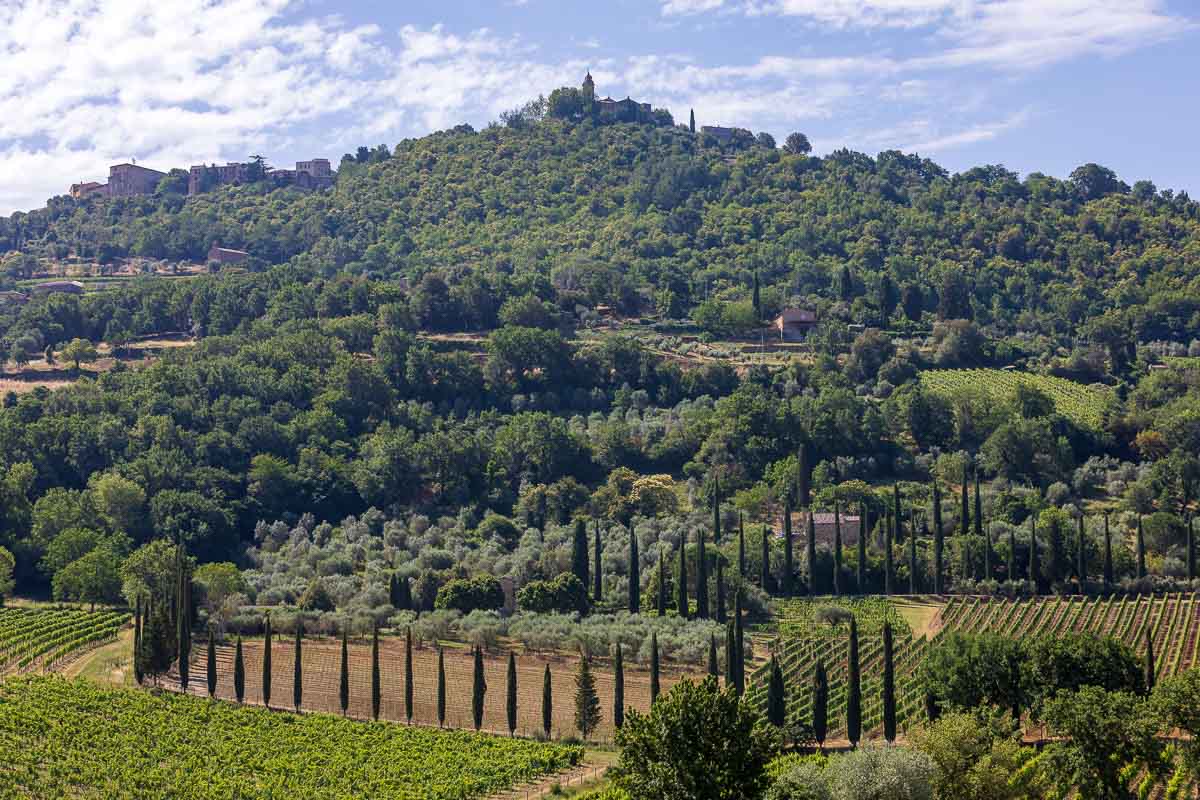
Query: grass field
xmin=921 ymin=368 xmax=1111 ymax=431
xmin=0 ymin=675 xmax=581 ymax=799
xmin=165 ymin=636 xmax=692 ymax=743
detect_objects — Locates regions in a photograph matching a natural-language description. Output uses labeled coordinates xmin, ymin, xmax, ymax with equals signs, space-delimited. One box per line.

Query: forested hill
xmin=3 ymin=115 xmax=1200 ymax=344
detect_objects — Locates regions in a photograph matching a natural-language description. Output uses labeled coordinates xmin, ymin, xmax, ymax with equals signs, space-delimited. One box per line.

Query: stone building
xmin=106 ymin=163 xmax=167 ymax=197
xmin=582 ymin=72 xmax=652 ymax=122
xmin=206 ymin=245 xmax=250 ymax=267
xmin=772 ymin=308 xmax=818 ymax=341
xmin=188 ymin=158 xmax=335 ymax=195
xmin=69 ymin=182 xmax=107 ymax=200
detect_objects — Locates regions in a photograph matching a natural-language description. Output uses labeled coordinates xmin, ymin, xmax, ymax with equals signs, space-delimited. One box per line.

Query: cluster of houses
xmin=0 ymin=280 xmax=86 ymax=306
xmin=70 ymin=157 xmax=334 ymax=201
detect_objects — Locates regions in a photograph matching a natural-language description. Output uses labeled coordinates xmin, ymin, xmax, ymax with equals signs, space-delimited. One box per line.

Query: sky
xmin=1 ymin=0 xmax=1197 ymax=215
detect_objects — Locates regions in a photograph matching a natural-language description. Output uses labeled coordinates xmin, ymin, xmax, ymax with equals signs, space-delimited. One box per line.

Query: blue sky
xmin=1 ymin=0 xmax=1197 ymax=214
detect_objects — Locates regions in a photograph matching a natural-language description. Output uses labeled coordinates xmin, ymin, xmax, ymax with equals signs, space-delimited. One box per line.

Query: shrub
xmin=435 ymin=575 xmax=505 ymax=614
xmin=298 ymin=578 xmax=334 ymax=612
xmin=825 ymin=746 xmax=934 ymax=800
xmin=518 ymin=572 xmax=589 ymax=615
xmin=766 ymin=757 xmax=831 ymax=800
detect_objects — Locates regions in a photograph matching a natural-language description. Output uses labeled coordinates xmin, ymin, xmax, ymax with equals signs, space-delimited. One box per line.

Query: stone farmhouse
xmin=70 ymin=163 xmax=168 ymax=199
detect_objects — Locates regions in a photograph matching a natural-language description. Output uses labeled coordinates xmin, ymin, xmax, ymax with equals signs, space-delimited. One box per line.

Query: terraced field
xmin=0 ymin=607 xmax=129 ymax=674
xmin=921 ymin=368 xmax=1111 ymax=431
xmin=750 ymin=594 xmax=1200 ymax=741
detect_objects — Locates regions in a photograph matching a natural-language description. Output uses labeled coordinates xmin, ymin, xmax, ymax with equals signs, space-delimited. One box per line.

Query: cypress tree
xmin=293 ymin=622 xmax=303 ymax=712
xmin=766 ymin=657 xmax=786 ymax=728
xmin=812 ymin=660 xmax=828 ymax=749
xmin=1188 ymin=516 xmax=1196 ymax=581
xmin=707 ymin=634 xmax=719 ymax=677
xmin=370 ymin=622 xmax=381 ymax=721
xmin=908 ymin=516 xmax=918 ymax=595
xmin=689 ymin=108 xmax=696 ymax=133
xmin=1144 ymin=626 xmax=1156 ymax=693
xmin=398 ymin=575 xmax=412 ymax=611
xmin=783 ymin=496 xmax=794 ymax=596
xmin=715 ymin=558 xmax=727 ymax=623
xmin=806 ymin=508 xmax=818 ymax=595
xmin=206 ymin=627 xmax=216 ymax=698
xmin=574 ymin=653 xmax=601 ymax=740
xmin=649 ymin=632 xmax=661 ymax=703
xmin=1077 ymin=514 xmax=1087 ymax=589
xmin=506 ymin=650 xmax=518 ymax=736
xmin=893 ymin=484 xmax=903 ymax=545
xmin=593 ymin=519 xmax=603 ymax=604
xmin=761 ymin=527 xmax=771 ymax=592
xmin=405 ymin=625 xmax=414 ymax=724
xmin=882 ymin=621 xmax=897 ymax=744
xmin=847 ymin=616 xmax=861 ymax=748
xmin=833 ymin=503 xmax=843 ymax=596
xmin=234 ymin=635 xmax=245 ymax=704
xmin=472 ymin=645 xmax=487 ymax=731
xmin=676 ymin=532 xmax=689 ymax=618
xmin=933 ymin=481 xmax=945 ymax=594
xmin=738 ymin=513 xmax=746 ymax=578
xmin=338 ymin=630 xmax=349 ymax=716
xmin=1029 ymin=516 xmax=1041 ymax=594
xmin=656 ymin=551 xmax=666 ymax=616
xmin=1009 ymin=524 xmax=1018 ymax=582
xmin=133 ymin=595 xmax=143 ymax=685
xmin=261 ymin=613 xmax=271 ymax=708
xmin=798 ymin=443 xmax=811 ymax=508
xmin=696 ymin=526 xmax=709 ymax=619
xmin=542 ymin=664 xmax=553 ymax=738
xmin=925 ymin=690 xmax=941 ymax=724
xmin=712 ymin=475 xmax=722 ymax=542
xmin=437 ymin=647 xmax=447 ymax=727
xmin=960 ymin=460 xmax=970 ymax=539
xmin=572 ymin=518 xmax=589 ymax=591
xmin=613 ymin=643 xmax=625 ymax=730
xmin=857 ymin=505 xmax=867 ymax=594
xmin=724 ymin=620 xmax=736 ymax=687
xmin=1136 ymin=515 xmax=1147 ymax=579
xmin=752 ymin=270 xmax=761 ymax=320
xmin=884 ymin=511 xmax=895 ymax=595
xmin=628 ymin=524 xmax=640 ymax=614
xmin=973 ymin=468 xmax=983 ymax=541
xmin=733 ymin=589 xmax=745 ymax=695
xmin=1104 ymin=511 xmax=1114 ymax=586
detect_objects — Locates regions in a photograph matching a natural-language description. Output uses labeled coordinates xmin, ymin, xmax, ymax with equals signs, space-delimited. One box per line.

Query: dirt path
xmin=61 ymin=628 xmax=133 ymax=685
xmin=486 ymin=759 xmax=610 ymax=800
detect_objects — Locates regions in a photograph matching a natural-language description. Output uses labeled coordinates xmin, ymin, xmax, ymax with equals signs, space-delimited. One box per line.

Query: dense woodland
xmin=0 ymin=93 xmax=1197 ymax=629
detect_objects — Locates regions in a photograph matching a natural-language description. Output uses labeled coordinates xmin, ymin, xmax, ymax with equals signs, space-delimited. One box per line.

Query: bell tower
xmin=582 ymin=71 xmax=596 ymax=104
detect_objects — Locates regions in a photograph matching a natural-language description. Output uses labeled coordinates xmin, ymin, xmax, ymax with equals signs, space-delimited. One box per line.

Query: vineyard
xmin=750 ymin=593 xmax=1200 ymax=741
xmin=920 ymin=369 xmax=1111 ymax=431
xmin=0 ymin=675 xmax=582 ymax=799
xmin=0 ymin=607 xmax=128 ymax=674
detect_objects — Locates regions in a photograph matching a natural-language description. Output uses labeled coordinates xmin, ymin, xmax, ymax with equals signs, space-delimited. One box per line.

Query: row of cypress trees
xmin=763 ymin=616 xmax=900 ymax=748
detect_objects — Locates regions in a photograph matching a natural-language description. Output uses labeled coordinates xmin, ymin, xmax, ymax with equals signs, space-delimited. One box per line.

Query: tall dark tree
xmin=847 ymin=616 xmax=861 ymax=748
xmin=1136 ymin=515 xmax=1147 ymax=579
xmin=715 ymin=559 xmax=727 ymax=623
xmin=1104 ymin=511 xmax=1114 ymax=586
xmin=338 ymin=630 xmax=349 ymax=716
xmin=707 ymin=634 xmax=719 ymax=678
xmin=733 ymin=589 xmax=745 ymax=696
xmin=812 ymin=660 xmax=829 ymax=749
xmin=738 ymin=513 xmax=746 ymax=578
xmin=293 ymin=622 xmax=303 ymax=712
xmin=806 ymin=509 xmax=818 ymax=595
xmin=390 ymin=573 xmax=412 ymax=611
xmin=973 ymin=468 xmax=983 ymax=543
xmin=437 ymin=647 xmax=447 ymax=727
xmin=761 ymin=527 xmax=771 ymax=592
xmin=960 ymin=460 xmax=970 ymax=539
xmin=206 ymin=627 xmax=216 ymax=698
xmin=689 ymin=108 xmax=696 ymax=133
xmin=696 ymin=527 xmax=709 ymax=619
xmin=175 ymin=546 xmax=190 ymax=692
xmin=628 ymin=524 xmax=640 ymax=614
xmin=472 ymin=645 xmax=487 ymax=731
xmin=261 ymin=614 xmax=272 ymax=709
xmin=405 ymin=626 xmax=414 ymax=724
xmin=133 ymin=595 xmax=143 ymax=686
xmin=575 ymin=653 xmax=601 ymax=740
xmin=572 ymin=518 xmax=589 ymax=592
xmin=139 ymin=596 xmax=174 ymax=687
xmin=1144 ymin=627 xmax=1156 ymax=693
xmin=1189 ymin=516 xmax=1197 ymax=581
xmin=1030 ymin=516 xmax=1041 ymax=594
xmin=933 ymin=481 xmax=945 ymax=593
xmin=593 ymin=519 xmax=603 ymax=604
xmin=882 ymin=621 xmax=897 ymax=744
xmin=893 ymin=484 xmax=903 ymax=545
xmin=234 ymin=635 xmax=245 ymax=704
xmin=798 ymin=443 xmax=811 ymax=508
xmin=783 ymin=497 xmax=794 ymax=596
xmin=542 ymin=664 xmax=552 ymax=738
xmin=677 ymin=533 xmax=689 ymax=617
xmin=712 ymin=475 xmax=722 ymax=542
xmin=909 ymin=518 xmax=918 ymax=594
xmin=857 ymin=505 xmax=868 ymax=594
xmin=507 ymin=650 xmax=518 ymax=736
xmin=724 ymin=620 xmax=737 ymax=688
xmin=613 ymin=643 xmax=625 ymax=730
xmin=752 ymin=271 xmax=762 ymax=320
xmin=370 ymin=622 xmax=381 ymax=721
xmin=1076 ymin=514 xmax=1087 ymax=589
xmin=656 ymin=551 xmax=666 ymax=617
xmin=884 ymin=511 xmax=895 ymax=595
xmin=766 ymin=657 xmax=786 ymax=728
xmin=833 ymin=503 xmax=843 ymax=596
xmin=649 ymin=632 xmax=661 ymax=703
